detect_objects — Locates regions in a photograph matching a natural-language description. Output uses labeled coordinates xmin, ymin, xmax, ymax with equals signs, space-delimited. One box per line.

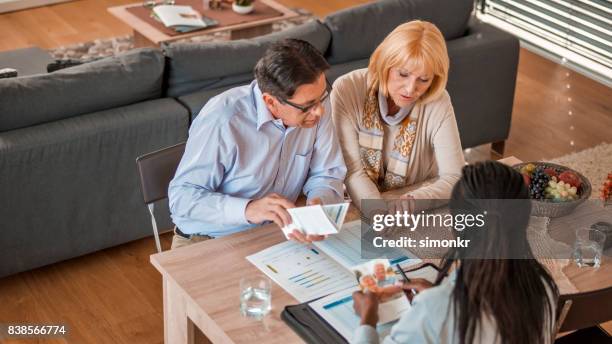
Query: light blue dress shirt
xmin=168 ymin=81 xmax=347 ymax=237
xmin=353 ymin=271 xmax=555 ymax=344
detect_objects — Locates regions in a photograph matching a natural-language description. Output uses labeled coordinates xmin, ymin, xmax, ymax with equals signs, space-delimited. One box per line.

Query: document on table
xmin=248 ymin=219 xmax=421 ymax=302
xmin=313 ymin=220 xmax=420 ymax=270
xmin=281 ymin=203 xmax=350 ymax=239
xmin=309 ymin=287 xmax=397 ymax=342
xmin=246 ymin=240 xmax=357 ymax=302
xmin=309 ymin=265 xmax=441 ymax=342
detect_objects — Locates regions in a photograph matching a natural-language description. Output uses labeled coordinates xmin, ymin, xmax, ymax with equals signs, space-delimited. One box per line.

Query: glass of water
xmin=573 ymin=228 xmax=606 ymax=268
xmin=240 ymin=275 xmax=271 ymax=319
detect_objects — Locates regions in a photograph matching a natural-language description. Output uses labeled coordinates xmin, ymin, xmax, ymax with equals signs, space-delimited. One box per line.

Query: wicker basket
xmin=513 ymin=162 xmax=592 ymax=218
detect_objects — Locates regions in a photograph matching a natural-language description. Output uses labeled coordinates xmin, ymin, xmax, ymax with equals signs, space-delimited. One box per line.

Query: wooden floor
xmin=0 ymin=0 xmax=372 ymax=51
xmin=0 ymin=233 xmax=174 ymax=344
xmin=507 ymin=49 xmax=612 ymax=161
xmin=0 ymin=0 xmax=610 ymax=343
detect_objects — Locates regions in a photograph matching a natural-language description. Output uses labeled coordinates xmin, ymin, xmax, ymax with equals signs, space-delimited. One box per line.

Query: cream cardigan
xmin=331 ymin=69 xmax=465 ymax=209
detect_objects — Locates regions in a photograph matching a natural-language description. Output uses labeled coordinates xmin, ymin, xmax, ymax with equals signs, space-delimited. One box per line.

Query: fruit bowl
xmin=513 ymin=162 xmax=592 ymax=218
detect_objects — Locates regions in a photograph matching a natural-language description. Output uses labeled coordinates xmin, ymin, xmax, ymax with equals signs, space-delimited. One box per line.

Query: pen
xmin=396 ymin=264 xmax=417 ymax=298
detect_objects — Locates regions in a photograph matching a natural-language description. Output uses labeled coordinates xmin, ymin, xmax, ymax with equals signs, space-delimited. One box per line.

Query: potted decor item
xmin=232 ymin=0 xmax=254 ymax=14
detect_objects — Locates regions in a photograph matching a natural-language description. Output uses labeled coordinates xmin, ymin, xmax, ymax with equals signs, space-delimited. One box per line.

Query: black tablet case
xmin=282 ymin=301 xmax=348 ymax=344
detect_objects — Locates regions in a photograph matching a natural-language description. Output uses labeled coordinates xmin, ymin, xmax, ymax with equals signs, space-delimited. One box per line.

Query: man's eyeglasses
xmin=278 ymin=79 xmax=332 ymax=114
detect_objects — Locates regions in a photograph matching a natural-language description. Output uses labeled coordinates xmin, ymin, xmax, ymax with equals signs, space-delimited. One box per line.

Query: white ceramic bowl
xmin=232 ymin=3 xmax=254 ymax=14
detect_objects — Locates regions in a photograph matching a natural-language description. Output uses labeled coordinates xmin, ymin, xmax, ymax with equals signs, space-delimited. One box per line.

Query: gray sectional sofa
xmin=0 ymin=0 xmax=519 ymax=277
xmin=0 ymin=49 xmax=188 ymax=277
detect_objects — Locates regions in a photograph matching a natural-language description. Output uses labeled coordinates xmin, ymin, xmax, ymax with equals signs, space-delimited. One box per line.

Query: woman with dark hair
xmin=352 ymin=160 xmax=559 ymax=344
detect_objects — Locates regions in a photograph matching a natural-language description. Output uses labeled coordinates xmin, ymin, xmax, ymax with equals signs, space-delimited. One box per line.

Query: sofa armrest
xmin=446 ymin=20 xmax=520 ymax=149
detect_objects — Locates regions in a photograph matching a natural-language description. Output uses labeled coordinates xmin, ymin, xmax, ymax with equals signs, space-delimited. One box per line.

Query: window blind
xmin=478 ymin=0 xmax=611 ymax=84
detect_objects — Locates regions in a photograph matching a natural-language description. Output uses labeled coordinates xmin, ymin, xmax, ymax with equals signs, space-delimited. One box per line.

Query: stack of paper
xmin=152 ymin=5 xmax=217 ymax=33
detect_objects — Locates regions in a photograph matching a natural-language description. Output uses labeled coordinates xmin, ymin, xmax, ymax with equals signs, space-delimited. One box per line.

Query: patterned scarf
xmin=358 ymin=86 xmax=420 ymax=191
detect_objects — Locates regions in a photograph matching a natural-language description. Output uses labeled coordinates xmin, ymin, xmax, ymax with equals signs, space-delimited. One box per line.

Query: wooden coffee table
xmin=108 ymin=0 xmax=299 ymax=47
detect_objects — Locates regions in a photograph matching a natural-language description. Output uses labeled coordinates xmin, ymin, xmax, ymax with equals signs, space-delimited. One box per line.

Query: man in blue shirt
xmin=168 ymin=39 xmax=347 ymax=249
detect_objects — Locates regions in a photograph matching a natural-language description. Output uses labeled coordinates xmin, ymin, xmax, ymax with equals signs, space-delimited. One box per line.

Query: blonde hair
xmin=368 ymin=20 xmax=449 ymax=104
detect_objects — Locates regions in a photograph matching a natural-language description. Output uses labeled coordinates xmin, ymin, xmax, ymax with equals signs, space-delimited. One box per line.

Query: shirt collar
xmin=253 ymin=81 xmax=284 ymax=131
xmin=377 ymin=90 xmax=414 ymax=126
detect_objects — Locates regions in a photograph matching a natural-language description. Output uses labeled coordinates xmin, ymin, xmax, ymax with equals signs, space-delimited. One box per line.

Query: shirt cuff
xmin=307 ymin=188 xmax=342 ymax=205
xmin=354 ymin=324 xmax=379 ymax=344
xmin=223 ymin=196 xmax=251 ymax=225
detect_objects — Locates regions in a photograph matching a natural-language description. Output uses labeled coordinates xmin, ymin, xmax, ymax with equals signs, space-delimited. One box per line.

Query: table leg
xmin=133 ymin=30 xmax=156 ymax=48
xmin=163 ymin=277 xmax=195 ymax=344
xmin=230 ymin=24 xmax=273 ymax=40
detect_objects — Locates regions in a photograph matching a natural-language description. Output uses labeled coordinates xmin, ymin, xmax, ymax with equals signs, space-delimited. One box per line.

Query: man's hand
xmin=288 ymin=197 xmax=326 ymax=243
xmin=352 ymin=291 xmax=379 ymax=327
xmin=245 ymin=193 xmax=295 ymax=228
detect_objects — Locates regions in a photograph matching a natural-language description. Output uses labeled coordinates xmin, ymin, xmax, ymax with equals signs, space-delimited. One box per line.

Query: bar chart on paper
xmin=314 ymin=220 xmax=418 ymax=270
xmin=247 ymin=241 xmax=357 ymax=302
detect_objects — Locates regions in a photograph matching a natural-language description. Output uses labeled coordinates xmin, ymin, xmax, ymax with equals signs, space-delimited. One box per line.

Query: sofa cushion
xmin=164 ymin=19 xmax=331 ymax=97
xmin=324 ymin=0 xmax=473 ymax=64
xmin=177 ymin=84 xmax=241 ymax=122
xmin=176 ymin=59 xmax=371 ymax=121
xmin=0 ymin=48 xmax=165 ymax=132
xmin=175 ymin=57 xmax=364 ymax=120
xmin=327 ymin=58 xmax=370 ymax=83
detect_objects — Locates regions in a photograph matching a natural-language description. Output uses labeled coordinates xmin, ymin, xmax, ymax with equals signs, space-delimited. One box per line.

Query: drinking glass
xmin=573 ymin=228 xmax=605 ymax=268
xmin=240 ymin=275 xmax=271 ymax=319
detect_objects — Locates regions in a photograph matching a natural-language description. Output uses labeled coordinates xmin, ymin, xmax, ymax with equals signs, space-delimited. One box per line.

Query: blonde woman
xmin=331 ymin=21 xmax=465 ymax=210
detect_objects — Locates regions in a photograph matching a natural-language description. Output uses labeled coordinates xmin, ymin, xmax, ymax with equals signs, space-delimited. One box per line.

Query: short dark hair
xmin=254 ymin=39 xmax=329 ymax=99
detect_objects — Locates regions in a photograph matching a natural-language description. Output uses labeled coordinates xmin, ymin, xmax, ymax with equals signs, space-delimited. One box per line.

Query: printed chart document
xmin=247 ymin=220 xmax=420 ymax=302
xmin=281 ymin=203 xmax=350 ymax=239
xmin=246 ymin=241 xmax=356 ymax=302
xmin=309 ymin=265 xmax=440 ymax=342
xmin=313 ymin=220 xmax=418 ymax=270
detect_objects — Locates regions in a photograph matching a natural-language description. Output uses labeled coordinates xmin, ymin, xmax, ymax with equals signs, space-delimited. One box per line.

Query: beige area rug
xmin=547 ymin=142 xmax=612 ymax=200
xmin=48 ymin=9 xmax=312 ymax=60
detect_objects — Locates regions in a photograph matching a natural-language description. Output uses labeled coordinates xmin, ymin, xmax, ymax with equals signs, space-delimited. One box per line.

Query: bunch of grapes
xmin=545 ymin=180 xmax=578 ymax=201
xmin=529 ymin=167 xmax=550 ymax=200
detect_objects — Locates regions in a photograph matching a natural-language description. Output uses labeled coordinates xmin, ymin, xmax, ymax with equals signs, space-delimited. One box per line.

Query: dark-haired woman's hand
xmin=352 ymin=291 xmax=379 ymax=327
xmin=398 ymin=278 xmax=433 ymax=293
